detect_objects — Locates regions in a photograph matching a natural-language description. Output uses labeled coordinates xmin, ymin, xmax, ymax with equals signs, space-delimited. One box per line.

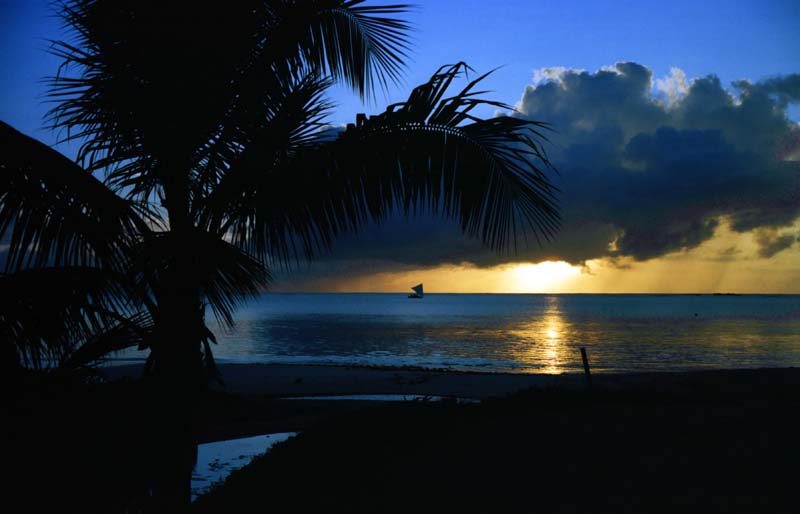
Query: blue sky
xmin=2 ymin=0 xmax=799 ymax=151
xmin=328 ymin=0 xmax=800 ymax=124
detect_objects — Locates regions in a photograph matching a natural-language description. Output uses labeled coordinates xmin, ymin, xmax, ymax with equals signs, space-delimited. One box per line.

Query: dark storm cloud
xmin=740 ymin=74 xmax=800 ymax=110
xmin=304 ymin=62 xmax=799 ymax=275
xmin=513 ymin=63 xmax=800 ymax=262
xmin=755 ymin=229 xmax=798 ymax=258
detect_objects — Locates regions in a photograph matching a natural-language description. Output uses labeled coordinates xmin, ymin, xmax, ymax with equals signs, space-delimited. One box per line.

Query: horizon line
xmin=264 ymin=291 xmax=800 ymax=295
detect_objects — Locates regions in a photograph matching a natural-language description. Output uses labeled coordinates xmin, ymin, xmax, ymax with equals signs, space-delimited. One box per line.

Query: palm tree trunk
xmin=145 ymin=289 xmax=207 ymax=512
xmin=145 ymin=180 xmax=207 ymax=511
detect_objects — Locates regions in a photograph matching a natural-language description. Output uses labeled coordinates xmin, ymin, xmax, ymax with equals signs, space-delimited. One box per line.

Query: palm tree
xmin=3 ymin=0 xmax=558 ymax=381
xmin=2 ymin=0 xmax=559 ymax=508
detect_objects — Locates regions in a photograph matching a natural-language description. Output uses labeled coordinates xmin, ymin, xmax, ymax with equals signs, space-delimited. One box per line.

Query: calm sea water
xmin=190 ymin=293 xmax=800 ymax=374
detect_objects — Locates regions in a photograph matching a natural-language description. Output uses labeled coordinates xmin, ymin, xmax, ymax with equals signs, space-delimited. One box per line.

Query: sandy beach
xmin=107 ymin=362 xmax=797 ymax=399
xmin=106 ymin=362 xmax=585 ymax=399
xmin=189 ymin=365 xmax=800 ymax=513
xmin=106 ymin=363 xmax=592 ymax=442
xmin=103 ymin=363 xmax=800 ymax=445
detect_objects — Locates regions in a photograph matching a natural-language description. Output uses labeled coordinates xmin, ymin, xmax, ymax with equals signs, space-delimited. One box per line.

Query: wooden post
xmin=580 ymin=347 xmax=592 ymax=388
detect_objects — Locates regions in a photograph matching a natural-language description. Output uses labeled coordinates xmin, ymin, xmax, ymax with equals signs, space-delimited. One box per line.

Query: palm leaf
xmin=0 ymin=121 xmax=149 ymax=272
xmin=327 ymin=63 xmax=560 ymax=251
xmin=261 ymin=0 xmax=412 ymax=99
xmin=60 ymin=310 xmax=155 ymax=370
xmin=209 ymin=64 xmax=559 ymax=265
xmin=198 ymin=72 xmax=335 ymax=261
xmin=46 ymin=1 xmax=412 ymax=199
xmin=0 ymin=266 xmax=138 ymax=369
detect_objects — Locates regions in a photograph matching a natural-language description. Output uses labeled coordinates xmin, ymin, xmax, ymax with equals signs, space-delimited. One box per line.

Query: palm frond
xmin=46 ymin=1 xmax=412 ymax=202
xmin=46 ymin=1 xmax=272 ymax=197
xmin=198 ymin=73 xmax=334 ymax=249
xmin=263 ymin=0 xmax=412 ymax=99
xmin=0 ymin=266 xmax=137 ymax=369
xmin=0 ymin=121 xmax=150 ymax=272
xmin=194 ymin=72 xmax=334 ymax=209
xmin=209 ymin=64 xmax=559 ymax=265
xmin=328 ymin=63 xmax=560 ymax=250
xmin=60 ymin=310 xmax=155 ymax=370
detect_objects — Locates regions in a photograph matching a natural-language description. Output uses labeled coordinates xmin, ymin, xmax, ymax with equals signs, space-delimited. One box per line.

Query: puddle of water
xmin=191 ymin=432 xmax=297 ymax=501
xmin=282 ymin=394 xmax=480 ymax=404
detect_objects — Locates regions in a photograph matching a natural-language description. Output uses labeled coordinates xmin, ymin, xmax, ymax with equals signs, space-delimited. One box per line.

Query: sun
xmin=505 ymin=261 xmax=582 ymax=293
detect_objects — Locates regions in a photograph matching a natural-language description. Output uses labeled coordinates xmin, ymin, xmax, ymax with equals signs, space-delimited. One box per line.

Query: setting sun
xmin=504 ymin=261 xmax=582 ymax=293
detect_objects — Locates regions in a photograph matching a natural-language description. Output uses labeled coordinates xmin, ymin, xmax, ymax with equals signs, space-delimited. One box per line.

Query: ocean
xmin=180 ymin=293 xmax=800 ymax=374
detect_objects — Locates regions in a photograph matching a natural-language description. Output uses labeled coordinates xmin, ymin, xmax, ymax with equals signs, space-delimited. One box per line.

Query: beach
xmin=14 ymin=361 xmax=800 ymax=513
xmin=187 ymin=364 xmax=800 ymax=513
xmin=108 ymin=363 xmax=800 ymax=442
xmin=107 ymin=362 xmax=591 ymax=443
xmin=107 ymin=362 xmax=582 ymax=399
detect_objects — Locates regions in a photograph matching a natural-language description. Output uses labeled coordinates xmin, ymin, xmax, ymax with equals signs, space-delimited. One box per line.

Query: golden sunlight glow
xmin=504 ymin=261 xmax=583 ymax=293
xmin=279 ymin=219 xmax=800 ymax=293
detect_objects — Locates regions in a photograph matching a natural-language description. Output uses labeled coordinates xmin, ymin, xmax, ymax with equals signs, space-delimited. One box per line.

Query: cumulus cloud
xmin=531 ymin=66 xmax=576 ymax=87
xmin=513 ymin=62 xmax=800 ymax=262
xmin=655 ymin=67 xmax=689 ymax=106
xmin=301 ymin=62 xmax=800 ymax=277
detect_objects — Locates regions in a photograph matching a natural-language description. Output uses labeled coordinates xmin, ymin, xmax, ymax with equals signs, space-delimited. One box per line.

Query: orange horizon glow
xmin=274 ymin=219 xmax=800 ymax=294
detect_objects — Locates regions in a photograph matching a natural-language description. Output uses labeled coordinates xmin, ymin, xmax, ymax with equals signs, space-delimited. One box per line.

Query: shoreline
xmin=103 ymin=363 xmax=800 ymax=444
xmin=106 ymin=361 xmax=800 ymax=399
xmin=104 ymin=364 xmax=800 ymax=444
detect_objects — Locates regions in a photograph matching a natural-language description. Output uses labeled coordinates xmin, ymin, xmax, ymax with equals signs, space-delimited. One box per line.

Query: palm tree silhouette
xmin=1 ymin=120 xmax=154 ymax=374
xmin=4 ymin=0 xmax=559 ymax=380
xmin=1 ymin=1 xmax=559 ymax=508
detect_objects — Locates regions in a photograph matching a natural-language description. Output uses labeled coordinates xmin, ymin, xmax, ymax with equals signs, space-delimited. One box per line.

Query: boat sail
xmin=408 ymin=283 xmax=424 ymax=299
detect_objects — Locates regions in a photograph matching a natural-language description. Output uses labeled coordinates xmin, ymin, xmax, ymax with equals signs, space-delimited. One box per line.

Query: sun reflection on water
xmin=509 ymin=296 xmax=571 ymax=374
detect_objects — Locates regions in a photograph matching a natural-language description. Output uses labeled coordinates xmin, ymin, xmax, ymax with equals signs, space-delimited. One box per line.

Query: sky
xmin=1 ymin=0 xmax=799 ymax=293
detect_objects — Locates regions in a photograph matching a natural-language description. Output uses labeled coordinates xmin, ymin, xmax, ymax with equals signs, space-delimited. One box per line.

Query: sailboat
xmin=408 ymin=283 xmax=424 ymax=299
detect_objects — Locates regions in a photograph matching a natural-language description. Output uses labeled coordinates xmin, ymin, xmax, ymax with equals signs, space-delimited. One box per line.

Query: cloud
xmin=754 ymin=228 xmax=798 ymax=258
xmin=655 ymin=67 xmax=689 ymax=106
xmin=513 ymin=62 xmax=800 ymax=262
xmin=713 ymin=245 xmax=742 ymax=262
xmin=296 ymin=62 xmax=800 ymax=280
xmin=531 ymin=66 xmax=577 ymax=87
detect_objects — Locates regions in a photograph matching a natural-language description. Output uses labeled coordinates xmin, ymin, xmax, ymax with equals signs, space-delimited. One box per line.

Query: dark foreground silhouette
xmin=14 ymin=367 xmax=795 ymax=513
xmin=193 ymin=368 xmax=800 ymax=514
